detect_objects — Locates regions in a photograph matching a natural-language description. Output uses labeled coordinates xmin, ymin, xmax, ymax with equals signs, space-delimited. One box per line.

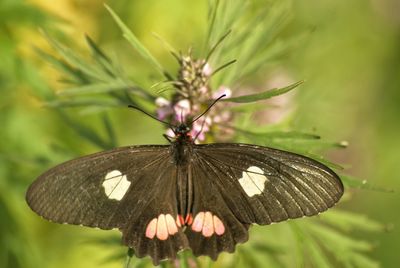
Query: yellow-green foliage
xmin=1 ymin=1 xmax=398 ymax=268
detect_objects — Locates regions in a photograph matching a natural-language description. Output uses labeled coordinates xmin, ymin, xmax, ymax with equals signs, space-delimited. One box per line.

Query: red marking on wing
xmin=185 ymin=213 xmax=193 ymax=225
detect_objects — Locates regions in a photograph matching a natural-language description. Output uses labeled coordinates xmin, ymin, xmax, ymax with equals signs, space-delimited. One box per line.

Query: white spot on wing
xmin=238 ymin=166 xmax=268 ymax=197
xmin=102 ymin=170 xmax=131 ymax=201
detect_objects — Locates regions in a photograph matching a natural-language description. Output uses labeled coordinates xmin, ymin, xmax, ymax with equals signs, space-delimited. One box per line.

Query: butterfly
xmin=26 ymin=102 xmax=344 ymax=265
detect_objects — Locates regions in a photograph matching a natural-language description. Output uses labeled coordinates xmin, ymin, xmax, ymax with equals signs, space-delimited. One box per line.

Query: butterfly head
xmin=175 ymin=124 xmax=190 ymax=135
xmin=174 ymin=123 xmax=192 ymax=142
xmin=128 ymin=94 xmax=226 ymax=144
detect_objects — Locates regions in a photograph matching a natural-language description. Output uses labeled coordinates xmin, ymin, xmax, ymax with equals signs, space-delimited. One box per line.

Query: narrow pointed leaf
xmin=41 ymin=31 xmax=108 ymax=82
xmin=58 ymin=81 xmax=136 ymax=96
xmin=105 ymin=4 xmax=165 ymax=77
xmin=44 ymin=98 xmax=122 ymax=108
xmin=35 ymin=48 xmax=88 ymax=83
xmin=85 ymin=35 xmax=116 ymax=78
xmin=341 ymin=175 xmax=394 ymax=192
xmin=102 ymin=114 xmax=117 ymax=148
xmin=305 ymin=238 xmax=333 ymax=268
xmin=223 ymin=80 xmax=304 ymax=103
xmin=308 ymin=223 xmax=373 ymax=252
xmin=321 ymin=210 xmax=385 ymax=233
xmin=56 ymin=111 xmax=112 ymax=150
xmin=236 ymin=129 xmax=321 ymax=140
xmin=350 ymin=253 xmax=380 ymax=268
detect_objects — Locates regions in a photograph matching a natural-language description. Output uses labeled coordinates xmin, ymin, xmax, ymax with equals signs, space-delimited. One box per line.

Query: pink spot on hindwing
xmin=191 ymin=211 xmax=225 ymax=237
xmin=156 ymin=214 xmax=168 ymax=240
xmin=165 ymin=214 xmax=178 ymax=235
xmin=213 ymin=215 xmax=225 ymax=235
xmin=145 ymin=218 xmax=157 ymax=239
xmin=192 ymin=212 xmax=205 ymax=232
xmin=145 ymin=212 xmax=225 ymax=240
xmin=202 ymin=212 xmax=214 ymax=237
xmin=145 ymin=214 xmax=179 ymax=240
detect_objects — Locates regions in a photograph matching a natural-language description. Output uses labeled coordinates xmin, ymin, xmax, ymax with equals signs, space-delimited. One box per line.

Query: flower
xmin=155 ymin=53 xmax=234 ymax=142
xmin=202 ymin=62 xmax=213 ymax=76
xmin=155 ymin=97 xmax=174 ymax=120
xmin=213 ymin=85 xmax=232 ymax=99
xmin=173 ymin=99 xmax=192 ymax=123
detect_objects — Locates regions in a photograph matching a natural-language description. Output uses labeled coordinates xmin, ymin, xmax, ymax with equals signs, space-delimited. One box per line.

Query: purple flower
xmin=202 ymin=62 xmax=213 ymax=77
xmin=213 ymin=86 xmax=232 ymax=99
xmin=173 ymin=99 xmax=192 ymax=123
xmin=154 ymin=54 xmax=235 ymax=143
xmin=155 ymin=97 xmax=174 ymax=120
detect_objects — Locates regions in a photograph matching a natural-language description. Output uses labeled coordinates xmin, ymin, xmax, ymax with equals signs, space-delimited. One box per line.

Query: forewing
xmin=26 ymin=145 xmax=189 ymax=264
xmin=194 ymin=143 xmax=344 ymax=225
xmin=26 ymin=145 xmax=170 ymax=229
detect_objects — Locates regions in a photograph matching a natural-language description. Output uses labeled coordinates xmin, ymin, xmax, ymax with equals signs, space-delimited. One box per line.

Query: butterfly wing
xmin=26 ymin=142 xmax=344 ymax=263
xmin=184 ymin=156 xmax=250 ymax=259
xmin=26 ymin=145 xmax=188 ymax=264
xmin=195 ymin=143 xmax=343 ymax=224
xmin=184 ymin=143 xmax=343 ymax=258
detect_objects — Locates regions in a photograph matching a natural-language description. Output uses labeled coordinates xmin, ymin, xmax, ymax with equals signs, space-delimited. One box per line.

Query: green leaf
xmin=223 ymin=80 xmax=304 ymax=103
xmin=341 ymin=175 xmax=394 ymax=192
xmin=321 ymin=210 xmax=385 ymax=233
xmin=58 ymin=80 xmax=137 ymax=96
xmin=242 ymin=31 xmax=311 ymax=79
xmin=35 ymin=48 xmax=89 ymax=84
xmin=102 ymin=113 xmax=117 ymax=148
xmin=307 ymin=222 xmax=373 ymax=252
xmin=250 ymin=242 xmax=286 ymax=268
xmin=208 ymin=0 xmax=293 ymax=86
xmin=105 ymin=4 xmax=166 ymax=77
xmin=349 ymin=253 xmax=380 ymax=268
xmin=236 ymin=129 xmax=321 ymax=140
xmin=304 ymin=237 xmax=333 ymax=268
xmin=178 ymin=250 xmax=190 ymax=268
xmin=151 ymin=32 xmax=179 ymax=61
xmin=296 ymin=219 xmax=380 ymax=268
xmin=44 ymin=98 xmax=123 ymax=108
xmin=85 ymin=35 xmax=116 ymax=78
xmin=41 ymin=30 xmax=109 ymax=82
xmin=57 ymin=111 xmax=113 ymax=150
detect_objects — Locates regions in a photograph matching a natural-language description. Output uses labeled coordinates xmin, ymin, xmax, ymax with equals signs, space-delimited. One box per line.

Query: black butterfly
xmin=26 ymin=107 xmax=343 ymax=265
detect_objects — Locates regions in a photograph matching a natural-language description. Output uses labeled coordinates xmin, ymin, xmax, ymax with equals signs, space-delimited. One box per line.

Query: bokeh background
xmin=1 ymin=0 xmax=399 ymax=267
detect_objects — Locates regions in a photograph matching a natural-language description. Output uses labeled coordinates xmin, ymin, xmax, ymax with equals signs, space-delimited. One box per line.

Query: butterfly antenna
xmin=128 ymin=105 xmax=175 ymax=131
xmin=191 ymin=94 xmax=226 ymax=124
xmin=193 ymin=115 xmax=208 ymax=142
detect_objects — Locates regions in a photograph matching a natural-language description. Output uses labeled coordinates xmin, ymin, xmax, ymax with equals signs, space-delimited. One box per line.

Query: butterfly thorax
xmin=171 ymin=124 xmax=194 ymax=165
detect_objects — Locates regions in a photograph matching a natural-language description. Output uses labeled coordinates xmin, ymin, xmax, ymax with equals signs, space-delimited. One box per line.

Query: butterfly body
xmin=26 ymin=123 xmax=343 ymax=265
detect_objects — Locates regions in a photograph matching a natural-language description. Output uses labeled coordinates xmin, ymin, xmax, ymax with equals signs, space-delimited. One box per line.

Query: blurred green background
xmin=1 ymin=0 xmax=399 ymax=267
